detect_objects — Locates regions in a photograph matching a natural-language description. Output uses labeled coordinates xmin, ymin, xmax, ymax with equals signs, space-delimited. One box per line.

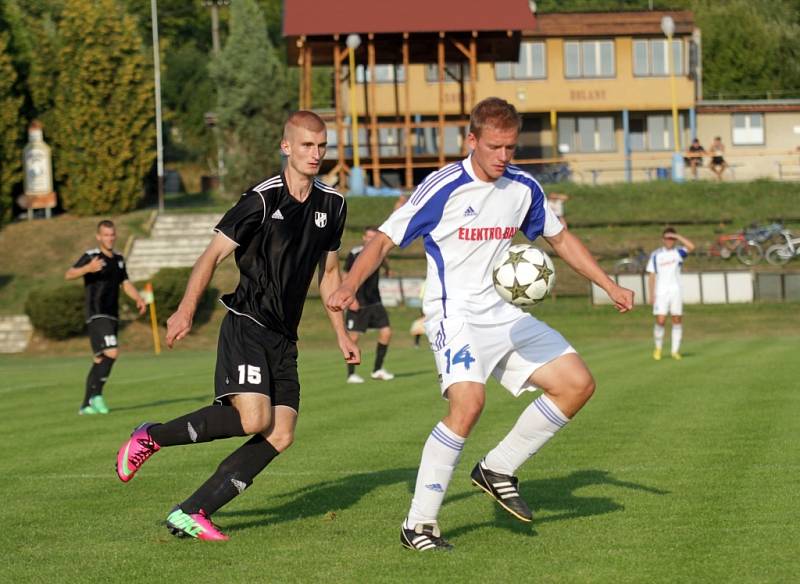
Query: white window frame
xmin=633 ymin=38 xmax=684 ymax=77
xmin=564 ymin=40 xmax=615 ymax=79
xmin=559 ymin=115 xmax=617 ymax=153
xmin=356 ymin=64 xmax=405 ymax=84
xmin=732 ymin=113 xmax=764 ymax=145
xmin=495 ymin=41 xmax=546 ymax=80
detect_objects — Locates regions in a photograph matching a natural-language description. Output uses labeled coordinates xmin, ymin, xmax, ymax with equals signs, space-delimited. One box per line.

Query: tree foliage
xmin=0 ymin=32 xmax=24 ymax=224
xmin=52 ymin=0 xmax=155 ymax=215
xmin=209 ymin=0 xmax=290 ymax=194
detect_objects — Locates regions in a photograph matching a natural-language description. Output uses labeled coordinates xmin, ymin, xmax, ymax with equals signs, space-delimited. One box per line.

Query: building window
xmin=629 ymin=113 xmax=686 ymax=151
xmin=495 ymin=41 xmax=546 ymax=80
xmin=425 ymin=62 xmax=471 ymax=83
xmin=558 ymin=115 xmax=616 ymax=153
xmin=732 ymin=113 xmax=764 ymax=145
xmin=564 ymin=40 xmax=614 ymax=79
xmin=633 ymin=39 xmax=684 ymax=76
xmin=355 ymin=64 xmax=405 ymax=84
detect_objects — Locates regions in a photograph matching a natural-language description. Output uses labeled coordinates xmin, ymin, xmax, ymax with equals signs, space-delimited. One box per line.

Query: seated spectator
xmin=546 ymin=192 xmax=569 ymax=228
xmin=709 ymin=136 xmax=728 ymax=181
xmin=684 ymin=138 xmax=706 ymax=179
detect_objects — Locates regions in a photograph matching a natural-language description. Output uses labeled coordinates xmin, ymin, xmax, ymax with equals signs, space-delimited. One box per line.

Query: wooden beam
xmin=304 ymin=45 xmax=313 ymax=109
xmin=368 ymin=34 xmax=380 ymax=187
xmin=437 ymin=32 xmax=446 ymax=168
xmin=333 ymin=43 xmax=346 ymax=190
xmin=402 ymin=34 xmax=413 ymax=190
xmin=297 ymin=37 xmax=305 ymax=109
xmin=469 ymin=32 xmax=478 ymax=109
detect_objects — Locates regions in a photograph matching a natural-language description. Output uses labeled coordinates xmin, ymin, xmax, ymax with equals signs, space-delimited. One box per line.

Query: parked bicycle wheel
xmin=736 ymin=241 xmax=763 ymax=265
xmin=765 ymin=244 xmax=793 ymax=265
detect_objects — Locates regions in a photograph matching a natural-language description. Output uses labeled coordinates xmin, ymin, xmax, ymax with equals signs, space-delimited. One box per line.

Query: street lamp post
xmin=661 ymin=15 xmax=684 ymax=182
xmin=346 ymin=33 xmax=365 ymax=195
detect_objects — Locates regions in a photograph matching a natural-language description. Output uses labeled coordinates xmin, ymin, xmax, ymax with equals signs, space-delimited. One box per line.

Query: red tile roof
xmin=283 ymin=0 xmax=537 ymax=36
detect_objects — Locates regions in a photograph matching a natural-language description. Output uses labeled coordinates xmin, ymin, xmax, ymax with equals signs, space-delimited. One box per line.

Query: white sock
xmin=483 ymin=394 xmax=569 ymax=476
xmin=405 ymin=422 xmax=465 ymax=528
xmin=671 ymin=324 xmax=683 ymax=354
xmin=654 ymin=324 xmax=665 ymax=350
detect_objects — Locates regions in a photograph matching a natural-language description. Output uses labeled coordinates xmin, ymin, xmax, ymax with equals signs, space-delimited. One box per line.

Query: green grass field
xmin=2 ymin=301 xmax=799 ymax=583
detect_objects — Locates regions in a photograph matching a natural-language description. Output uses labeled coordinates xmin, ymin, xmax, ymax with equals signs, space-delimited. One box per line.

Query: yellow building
xmin=285 ymin=3 xmax=798 ymax=187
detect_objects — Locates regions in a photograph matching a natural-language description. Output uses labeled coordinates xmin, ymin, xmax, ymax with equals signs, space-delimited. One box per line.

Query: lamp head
xmin=346 ymin=34 xmax=362 ymax=50
xmin=661 ymin=15 xmax=675 ymax=37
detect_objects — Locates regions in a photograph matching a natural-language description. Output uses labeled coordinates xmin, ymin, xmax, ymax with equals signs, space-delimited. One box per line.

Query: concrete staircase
xmin=126 ymin=213 xmax=222 ymax=282
xmin=0 ymin=315 xmax=33 ymax=353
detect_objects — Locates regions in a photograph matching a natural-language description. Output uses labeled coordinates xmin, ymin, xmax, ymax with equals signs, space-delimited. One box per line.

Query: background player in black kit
xmin=344 ymin=226 xmax=395 ymax=383
xmin=65 ymin=220 xmax=146 ymax=415
xmin=115 ymin=111 xmax=360 ymax=541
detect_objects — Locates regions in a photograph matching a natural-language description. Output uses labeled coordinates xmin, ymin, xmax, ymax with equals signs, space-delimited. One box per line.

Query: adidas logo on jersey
xmin=271 ymin=209 xmax=284 ymax=220
xmin=463 ymin=206 xmax=476 ymax=217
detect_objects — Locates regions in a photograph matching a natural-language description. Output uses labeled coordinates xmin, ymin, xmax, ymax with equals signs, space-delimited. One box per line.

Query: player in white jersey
xmin=646 ymin=227 xmax=695 ymax=360
xmin=327 ymin=97 xmax=633 ymax=551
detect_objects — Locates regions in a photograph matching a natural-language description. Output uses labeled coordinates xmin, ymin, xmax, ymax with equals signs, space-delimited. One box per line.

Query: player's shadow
xmin=112 ymin=395 xmax=206 ymax=412
xmin=218 ymin=467 xmax=416 ymax=532
xmin=392 ymin=370 xmax=432 ymax=380
xmin=0 ymin=274 xmax=12 ymax=291
xmin=444 ymin=469 xmax=668 ymax=539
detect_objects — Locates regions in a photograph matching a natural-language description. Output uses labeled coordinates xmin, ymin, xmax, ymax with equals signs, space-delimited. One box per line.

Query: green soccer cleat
xmin=89 ymin=395 xmax=109 ymax=414
xmin=166 ymin=506 xmax=229 ymax=541
xmin=78 ymin=405 xmax=98 ymax=415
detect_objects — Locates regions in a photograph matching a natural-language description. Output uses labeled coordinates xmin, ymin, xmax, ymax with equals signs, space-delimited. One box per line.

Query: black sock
xmin=181 ymin=435 xmax=280 ymax=515
xmin=374 ymin=342 xmax=388 ymax=371
xmin=414 ymin=335 xmax=421 ymax=346
xmin=81 ymin=356 xmax=115 ymax=407
xmin=347 ymin=363 xmax=356 ymax=376
xmin=149 ymin=405 xmax=246 ymax=447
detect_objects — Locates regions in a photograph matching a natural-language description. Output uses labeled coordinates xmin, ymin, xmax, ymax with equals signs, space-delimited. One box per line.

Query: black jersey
xmin=344 ymin=245 xmax=383 ymax=306
xmin=72 ymin=249 xmax=129 ymax=321
xmin=214 ymin=173 xmax=346 ymax=341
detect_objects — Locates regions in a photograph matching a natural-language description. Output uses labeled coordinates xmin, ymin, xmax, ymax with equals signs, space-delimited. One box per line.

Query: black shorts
xmin=712 ymin=156 xmax=725 ymax=166
xmin=345 ymin=304 xmax=390 ymax=333
xmin=88 ymin=317 xmax=119 ymax=355
xmin=214 ymin=312 xmax=300 ymax=412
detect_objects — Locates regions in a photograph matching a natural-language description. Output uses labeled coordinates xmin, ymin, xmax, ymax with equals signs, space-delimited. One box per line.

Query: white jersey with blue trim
xmin=379 ymin=156 xmax=563 ymax=324
xmin=646 ymin=246 xmax=688 ymax=293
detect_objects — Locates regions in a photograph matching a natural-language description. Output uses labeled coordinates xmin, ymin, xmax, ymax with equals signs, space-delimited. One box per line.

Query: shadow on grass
xmin=218 ymin=467 xmax=666 ymax=537
xmin=218 ymin=467 xmax=416 ymax=532
xmin=445 ymin=468 xmax=669 ymax=539
xmin=0 ymin=274 xmax=12 ymax=291
xmin=111 ymin=395 xmax=207 ymax=412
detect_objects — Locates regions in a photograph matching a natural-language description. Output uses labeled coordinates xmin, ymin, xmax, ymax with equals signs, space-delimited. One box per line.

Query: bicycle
xmin=765 ymin=230 xmax=800 ymax=265
xmin=736 ymin=222 xmax=785 ymax=265
xmin=613 ymin=248 xmax=648 ymax=273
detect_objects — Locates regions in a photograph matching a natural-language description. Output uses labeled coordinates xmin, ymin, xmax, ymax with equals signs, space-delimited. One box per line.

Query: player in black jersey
xmin=115 ymin=111 xmax=360 ymax=541
xmin=344 ymin=226 xmax=395 ymax=383
xmin=65 ymin=220 xmax=147 ymax=415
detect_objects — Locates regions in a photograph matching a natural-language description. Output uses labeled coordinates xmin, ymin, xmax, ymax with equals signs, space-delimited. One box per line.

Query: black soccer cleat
xmin=400 ymin=522 xmax=453 ymax=552
xmin=471 ymin=460 xmax=533 ymax=523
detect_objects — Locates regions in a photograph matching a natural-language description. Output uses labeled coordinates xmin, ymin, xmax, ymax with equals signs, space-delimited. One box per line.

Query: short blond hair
xmin=469 ymin=97 xmax=521 ymax=138
xmin=283 ymin=110 xmax=326 ymax=140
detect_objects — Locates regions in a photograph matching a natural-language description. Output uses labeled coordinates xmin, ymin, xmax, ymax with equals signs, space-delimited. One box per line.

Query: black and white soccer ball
xmin=492 ymin=244 xmax=556 ymax=306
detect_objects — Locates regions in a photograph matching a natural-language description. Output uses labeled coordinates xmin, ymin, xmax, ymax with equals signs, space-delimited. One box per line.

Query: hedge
xmin=25 ymin=284 xmax=86 ymax=340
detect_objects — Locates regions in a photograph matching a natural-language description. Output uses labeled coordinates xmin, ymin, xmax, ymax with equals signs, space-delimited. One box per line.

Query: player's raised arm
xmin=318 ymin=251 xmax=361 ymax=364
xmin=326 ymin=231 xmax=395 ymax=312
xmin=545 ymin=229 xmax=634 ymax=312
xmin=165 ymin=232 xmax=238 ymax=347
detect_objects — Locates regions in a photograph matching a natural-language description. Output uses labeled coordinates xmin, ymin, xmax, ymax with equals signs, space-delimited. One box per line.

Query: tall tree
xmin=0 ymin=31 xmax=24 ymax=224
xmin=209 ymin=0 xmax=291 ymax=194
xmin=52 ymin=0 xmax=155 ymax=215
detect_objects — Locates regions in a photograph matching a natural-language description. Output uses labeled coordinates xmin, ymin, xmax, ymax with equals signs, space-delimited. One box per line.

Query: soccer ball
xmin=492 ymin=244 xmax=556 ymax=306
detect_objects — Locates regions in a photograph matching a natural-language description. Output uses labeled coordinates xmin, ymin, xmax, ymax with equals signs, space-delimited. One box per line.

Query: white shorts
xmin=425 ymin=312 xmax=576 ymax=398
xmin=653 ymin=290 xmax=683 ymax=316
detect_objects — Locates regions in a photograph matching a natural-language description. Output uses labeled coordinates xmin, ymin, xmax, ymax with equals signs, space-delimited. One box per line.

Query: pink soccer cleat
xmin=116 ymin=422 xmax=160 ymax=482
xmin=166 ymin=507 xmax=230 ymax=541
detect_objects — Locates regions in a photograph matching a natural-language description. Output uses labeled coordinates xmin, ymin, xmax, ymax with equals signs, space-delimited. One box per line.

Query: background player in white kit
xmin=327 ymin=97 xmax=634 ymax=551
xmin=647 ymin=227 xmax=695 ymax=360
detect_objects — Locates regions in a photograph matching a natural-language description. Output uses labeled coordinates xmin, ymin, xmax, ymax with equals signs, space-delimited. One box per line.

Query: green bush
xmin=131 ymin=267 xmax=215 ymax=326
xmin=25 ymin=284 xmax=85 ymax=339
